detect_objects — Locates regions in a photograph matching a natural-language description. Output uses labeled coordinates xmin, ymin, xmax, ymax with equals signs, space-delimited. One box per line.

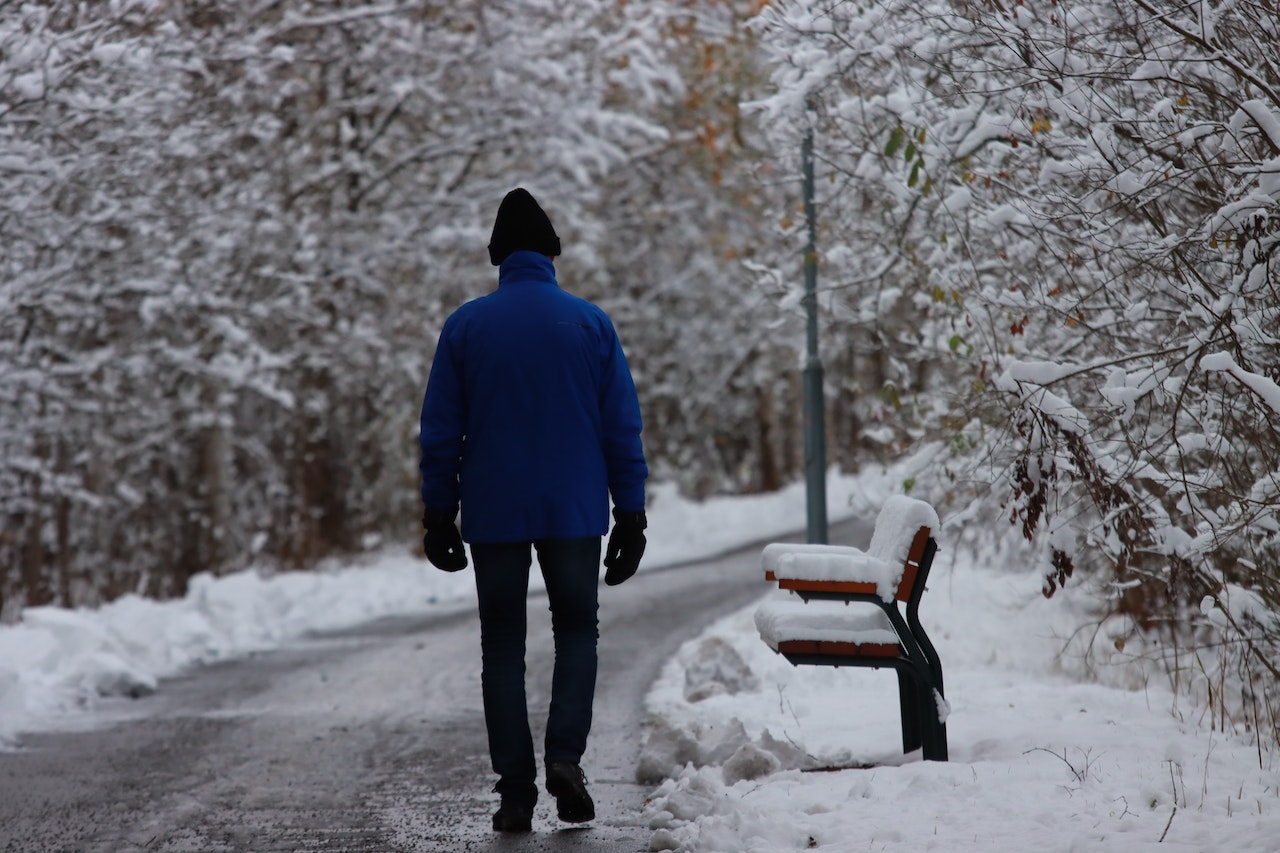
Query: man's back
xmin=419 ymin=250 xmax=645 ymax=544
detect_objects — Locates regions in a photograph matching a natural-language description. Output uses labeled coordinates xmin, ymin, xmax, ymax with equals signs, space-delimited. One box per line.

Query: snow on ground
xmin=0 ymin=467 xmax=895 ymax=746
xmin=3 ymin=457 xmax=1276 ymax=852
xmin=639 ymin=522 xmax=1280 ymax=851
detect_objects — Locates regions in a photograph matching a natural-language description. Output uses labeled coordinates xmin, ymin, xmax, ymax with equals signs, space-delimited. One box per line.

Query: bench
xmin=754 ymin=495 xmax=948 ymax=761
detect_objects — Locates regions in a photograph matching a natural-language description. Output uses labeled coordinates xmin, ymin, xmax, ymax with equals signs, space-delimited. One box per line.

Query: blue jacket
xmin=419 ymin=251 xmax=648 ymax=543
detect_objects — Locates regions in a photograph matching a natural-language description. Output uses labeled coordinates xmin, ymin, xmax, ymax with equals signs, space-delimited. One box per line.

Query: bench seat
xmin=754 ymin=598 xmax=898 ymax=656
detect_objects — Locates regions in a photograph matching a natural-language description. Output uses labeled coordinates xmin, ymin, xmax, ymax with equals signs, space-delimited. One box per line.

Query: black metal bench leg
xmin=920 ymin=688 xmax=949 ymax=761
xmin=933 ymin=719 xmax=949 ymax=761
xmin=896 ymin=669 xmax=922 ymax=753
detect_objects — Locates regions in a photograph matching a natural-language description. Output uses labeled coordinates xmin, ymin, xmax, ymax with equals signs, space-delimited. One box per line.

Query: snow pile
xmin=0 ymin=553 xmax=476 ymax=743
xmin=636 ymin=634 xmax=815 ymax=787
xmin=641 ymin=546 xmax=1280 ymax=853
xmin=763 ymin=544 xmax=898 ymax=596
xmin=761 ymin=542 xmax=866 ymax=577
xmin=754 ymin=597 xmax=896 ymax=650
xmin=0 ymin=469 xmax=878 ymax=745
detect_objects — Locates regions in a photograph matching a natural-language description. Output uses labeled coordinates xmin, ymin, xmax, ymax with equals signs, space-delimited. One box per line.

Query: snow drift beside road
xmin=0 ymin=470 xmax=885 ymax=745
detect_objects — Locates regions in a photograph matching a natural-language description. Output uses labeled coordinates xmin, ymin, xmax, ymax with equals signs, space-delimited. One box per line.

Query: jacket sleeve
xmin=599 ymin=323 xmax=648 ymax=513
xmin=419 ymin=318 xmax=466 ymax=513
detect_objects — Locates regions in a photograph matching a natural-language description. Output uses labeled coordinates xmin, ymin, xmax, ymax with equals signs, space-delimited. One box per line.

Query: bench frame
xmin=765 ymin=527 xmax=948 ymax=761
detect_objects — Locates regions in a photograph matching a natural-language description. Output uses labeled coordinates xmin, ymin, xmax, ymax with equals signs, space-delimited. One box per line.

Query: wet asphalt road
xmin=0 ymin=520 xmax=868 ymax=853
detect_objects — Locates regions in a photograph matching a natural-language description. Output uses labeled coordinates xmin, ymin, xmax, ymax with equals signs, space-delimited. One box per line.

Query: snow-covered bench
xmin=754 ymin=495 xmax=948 ymax=761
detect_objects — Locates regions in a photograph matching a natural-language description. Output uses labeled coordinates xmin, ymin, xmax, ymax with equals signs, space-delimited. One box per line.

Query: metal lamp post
xmin=801 ymin=124 xmax=828 ymax=545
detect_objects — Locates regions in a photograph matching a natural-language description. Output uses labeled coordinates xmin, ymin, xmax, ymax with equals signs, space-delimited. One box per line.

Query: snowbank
xmin=640 ymin=537 xmax=1280 ymax=853
xmin=0 ymin=468 xmax=882 ymax=746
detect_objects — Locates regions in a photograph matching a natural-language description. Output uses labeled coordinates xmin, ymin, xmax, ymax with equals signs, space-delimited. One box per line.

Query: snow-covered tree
xmin=1 ymin=0 xmax=749 ymax=611
xmin=589 ymin=0 xmax=804 ymax=497
xmin=751 ymin=0 xmax=1279 ymax=738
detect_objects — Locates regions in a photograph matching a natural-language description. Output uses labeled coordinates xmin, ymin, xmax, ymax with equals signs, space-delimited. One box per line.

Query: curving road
xmin=0 ymin=521 xmax=867 ymax=853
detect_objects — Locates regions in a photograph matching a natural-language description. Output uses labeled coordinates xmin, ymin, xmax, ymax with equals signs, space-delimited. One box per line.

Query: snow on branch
xmin=1239 ymin=100 xmax=1280 ymax=154
xmin=995 ymin=364 xmax=1090 ymax=436
xmin=1200 ymin=352 xmax=1280 ymax=418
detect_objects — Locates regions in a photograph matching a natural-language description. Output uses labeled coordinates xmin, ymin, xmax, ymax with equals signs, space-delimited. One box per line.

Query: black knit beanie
xmin=487 ymin=188 xmax=561 ymax=266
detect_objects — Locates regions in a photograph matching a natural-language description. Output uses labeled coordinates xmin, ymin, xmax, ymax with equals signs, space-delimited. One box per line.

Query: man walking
xmin=418 ymin=188 xmax=649 ymax=832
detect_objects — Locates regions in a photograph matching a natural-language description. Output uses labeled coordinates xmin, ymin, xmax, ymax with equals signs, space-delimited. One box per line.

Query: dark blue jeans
xmin=470 ymin=537 xmax=601 ymax=807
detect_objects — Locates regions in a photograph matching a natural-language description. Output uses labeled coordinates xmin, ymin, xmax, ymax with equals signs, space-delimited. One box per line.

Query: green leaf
xmin=948 ymin=333 xmax=972 ymax=355
xmin=904 ymin=141 xmax=916 ymax=162
xmin=884 ymin=126 xmax=905 ymax=158
xmin=907 ymin=160 xmax=921 ymax=187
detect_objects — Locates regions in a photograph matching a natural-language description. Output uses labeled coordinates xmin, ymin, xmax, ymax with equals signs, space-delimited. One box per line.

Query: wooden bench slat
xmin=777 ymin=561 xmax=919 ymax=602
xmin=777 ymin=639 xmax=899 ymax=658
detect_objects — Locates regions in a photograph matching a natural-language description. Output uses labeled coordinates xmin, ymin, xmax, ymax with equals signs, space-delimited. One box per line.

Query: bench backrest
xmin=867 ymin=495 xmax=941 ymax=565
xmin=764 ymin=496 xmax=940 ymax=602
xmin=867 ymin=495 xmax=940 ymax=601
xmin=765 ymin=526 xmax=933 ymax=602
xmin=886 ymin=525 xmax=932 ymax=602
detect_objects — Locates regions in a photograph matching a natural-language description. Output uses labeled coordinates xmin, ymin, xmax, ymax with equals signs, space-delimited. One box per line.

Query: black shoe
xmin=545 ymin=762 xmax=595 ymax=823
xmin=492 ymin=800 xmax=533 ymax=832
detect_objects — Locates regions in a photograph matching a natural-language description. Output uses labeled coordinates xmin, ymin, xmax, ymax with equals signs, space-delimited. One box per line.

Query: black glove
xmin=423 ymin=509 xmax=468 ymax=571
xmin=603 ymin=509 xmax=646 ymax=586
